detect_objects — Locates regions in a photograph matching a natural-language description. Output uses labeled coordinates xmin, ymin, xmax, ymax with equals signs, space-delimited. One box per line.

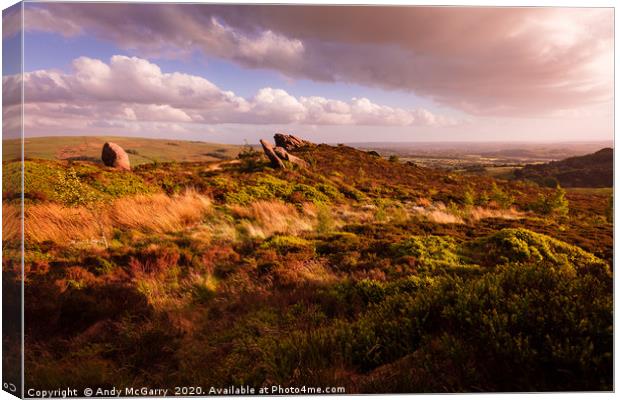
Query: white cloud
xmin=10 ymin=55 xmax=456 ymax=135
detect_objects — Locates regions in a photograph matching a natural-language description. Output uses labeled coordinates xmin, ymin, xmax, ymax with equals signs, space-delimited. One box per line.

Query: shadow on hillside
xmin=63 ymin=156 xmax=102 ymax=163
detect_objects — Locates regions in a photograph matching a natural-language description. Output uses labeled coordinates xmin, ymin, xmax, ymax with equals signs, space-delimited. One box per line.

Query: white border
xmin=0 ymin=1 xmax=616 ymax=400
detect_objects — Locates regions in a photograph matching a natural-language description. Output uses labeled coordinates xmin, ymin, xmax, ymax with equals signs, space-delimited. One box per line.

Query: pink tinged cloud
xmin=17 ymin=4 xmax=613 ymax=117
xmin=5 ymin=55 xmax=455 ymax=133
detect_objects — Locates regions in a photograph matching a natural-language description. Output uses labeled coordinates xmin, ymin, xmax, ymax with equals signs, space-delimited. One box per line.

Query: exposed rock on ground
xmin=101 ymin=142 xmax=131 ymax=170
xmin=274 ymin=133 xmax=314 ymax=151
xmin=273 ymin=146 xmax=309 ymax=168
xmin=260 ymin=134 xmax=311 ymax=169
xmin=260 ymin=139 xmax=286 ymax=169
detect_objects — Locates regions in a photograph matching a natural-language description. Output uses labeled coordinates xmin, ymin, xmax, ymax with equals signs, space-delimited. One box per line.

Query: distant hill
xmin=514 ymin=148 xmax=613 ymax=188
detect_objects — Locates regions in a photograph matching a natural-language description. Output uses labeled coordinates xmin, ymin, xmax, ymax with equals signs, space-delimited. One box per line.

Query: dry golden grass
xmin=425 ymin=209 xmax=464 ymax=224
xmin=410 ymin=203 xmax=464 ymax=224
xmin=25 ymin=204 xmax=104 ymax=243
xmin=467 ymin=206 xmax=523 ymax=221
xmin=22 ymin=190 xmax=211 ymax=244
xmin=109 ymin=190 xmax=211 ymax=232
xmin=2 ymin=204 xmax=22 ymax=242
xmin=273 ymin=259 xmax=336 ymax=286
xmin=230 ymin=200 xmax=314 ymax=238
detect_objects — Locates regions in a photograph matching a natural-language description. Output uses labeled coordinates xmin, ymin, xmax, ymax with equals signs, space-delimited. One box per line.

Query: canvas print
xmin=2 ymin=2 xmax=614 ymax=397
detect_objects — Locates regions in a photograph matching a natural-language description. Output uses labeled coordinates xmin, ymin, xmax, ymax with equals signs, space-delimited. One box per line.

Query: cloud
xmin=20 ymin=4 xmax=613 ymax=116
xmin=9 ymin=55 xmax=453 ymax=134
xmin=2 ymin=4 xmax=23 ymax=39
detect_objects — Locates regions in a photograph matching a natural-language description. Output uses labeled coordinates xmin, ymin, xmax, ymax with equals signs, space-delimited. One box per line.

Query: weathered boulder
xmin=259 ymin=134 xmax=313 ymax=169
xmin=274 ymin=133 xmax=313 ymax=151
xmin=101 ymin=142 xmax=131 ymax=170
xmin=260 ymin=139 xmax=285 ymax=169
xmin=273 ymin=146 xmax=289 ymax=160
xmin=274 ymin=146 xmax=309 ymax=168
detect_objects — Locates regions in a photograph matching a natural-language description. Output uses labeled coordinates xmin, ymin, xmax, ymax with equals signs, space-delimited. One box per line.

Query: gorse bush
xmin=389 ymin=235 xmax=462 ymax=271
xmin=221 ymin=174 xmax=339 ymax=205
xmin=3 ymin=160 xmax=156 ymax=204
xmin=55 ymin=168 xmax=99 ymax=207
xmin=466 ymin=228 xmax=609 ymax=277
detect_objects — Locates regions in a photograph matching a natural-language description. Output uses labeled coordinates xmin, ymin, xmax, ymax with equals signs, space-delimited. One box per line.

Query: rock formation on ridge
xmin=259 ymin=134 xmax=311 ymax=169
xmin=274 ymin=133 xmax=314 ymax=151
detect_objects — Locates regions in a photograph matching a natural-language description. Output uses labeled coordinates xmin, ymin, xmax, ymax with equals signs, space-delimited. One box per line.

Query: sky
xmin=1 ymin=3 xmax=614 ymax=144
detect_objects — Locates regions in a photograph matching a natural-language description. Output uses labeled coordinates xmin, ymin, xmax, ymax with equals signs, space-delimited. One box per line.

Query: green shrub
xmin=290 ymin=184 xmax=330 ymax=204
xmin=55 ymin=167 xmax=100 ymax=207
xmin=531 ymin=186 xmax=569 ymax=217
xmin=489 ymin=182 xmax=514 ymax=208
xmin=463 ymin=187 xmax=475 ymax=207
xmin=237 ymin=142 xmax=264 ymax=172
xmin=191 ymin=274 xmax=219 ymax=303
xmin=389 ymin=235 xmax=462 ymax=271
xmin=86 ymin=170 xmax=155 ymax=198
xmin=224 ymin=174 xmax=290 ymax=204
xmin=261 ymin=235 xmax=314 ymax=254
xmin=316 ymin=183 xmax=343 ymax=201
xmin=4 ymin=160 xmax=156 ymax=204
xmin=265 ymin=260 xmax=612 ymax=390
xmin=315 ymin=204 xmax=335 ymax=235
xmin=316 ymin=232 xmax=360 ymax=254
xmin=466 ymin=228 xmax=609 ymax=277
xmin=338 ymin=183 xmax=366 ymax=201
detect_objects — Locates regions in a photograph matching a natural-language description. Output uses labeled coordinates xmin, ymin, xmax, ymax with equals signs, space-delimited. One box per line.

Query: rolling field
xmin=3 ymin=136 xmax=243 ymax=165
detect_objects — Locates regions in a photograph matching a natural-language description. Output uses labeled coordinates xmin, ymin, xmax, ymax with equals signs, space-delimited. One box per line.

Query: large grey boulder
xmin=101 ymin=142 xmax=131 ymax=171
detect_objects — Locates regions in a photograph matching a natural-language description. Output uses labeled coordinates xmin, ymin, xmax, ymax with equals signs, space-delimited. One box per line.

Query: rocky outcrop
xmin=259 ymin=134 xmax=311 ymax=169
xmin=273 ymin=146 xmax=309 ymax=168
xmin=101 ymin=142 xmax=131 ymax=171
xmin=260 ymin=139 xmax=285 ymax=169
xmin=274 ymin=133 xmax=314 ymax=151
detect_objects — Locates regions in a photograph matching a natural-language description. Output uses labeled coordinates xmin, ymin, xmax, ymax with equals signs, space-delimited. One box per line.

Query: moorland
xmin=2 ymin=135 xmax=613 ymax=393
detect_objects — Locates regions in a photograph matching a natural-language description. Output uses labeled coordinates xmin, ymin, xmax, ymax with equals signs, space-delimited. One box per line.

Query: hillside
xmin=514 ymin=148 xmax=613 ymax=188
xmin=3 ymin=136 xmax=242 ymax=165
xmin=2 ymin=136 xmax=612 ymax=392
